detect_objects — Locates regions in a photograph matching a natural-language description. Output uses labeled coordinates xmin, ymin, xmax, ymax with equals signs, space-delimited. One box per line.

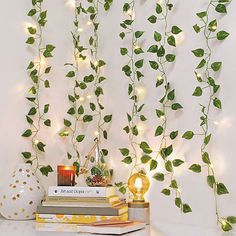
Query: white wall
xmin=1 ymin=0 xmax=236 ymax=229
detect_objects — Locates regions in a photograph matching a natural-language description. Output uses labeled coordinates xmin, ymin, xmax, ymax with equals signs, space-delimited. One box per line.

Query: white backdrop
xmin=0 ymin=0 xmax=236 ymax=230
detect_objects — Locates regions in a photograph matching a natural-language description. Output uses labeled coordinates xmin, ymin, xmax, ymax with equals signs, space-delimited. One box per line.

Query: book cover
xmin=42 ymin=199 xmax=125 ymax=208
xmin=37 ymin=204 xmax=128 ymax=216
xmin=46 ymin=195 xmax=120 ymax=203
xmin=36 ymin=213 xmax=128 ymax=224
xmin=77 ymin=221 xmax=145 ymax=235
xmin=48 ymin=186 xmax=115 ymax=198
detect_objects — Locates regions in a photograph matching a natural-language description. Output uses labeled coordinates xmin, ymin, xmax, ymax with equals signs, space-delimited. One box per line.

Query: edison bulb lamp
xmin=128 ymin=172 xmax=150 ymax=202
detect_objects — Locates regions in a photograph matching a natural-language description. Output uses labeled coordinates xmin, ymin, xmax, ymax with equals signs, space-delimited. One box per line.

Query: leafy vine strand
xmin=182 ymin=0 xmax=236 ymax=231
xmin=22 ymin=0 xmax=55 ymax=176
xmin=145 ymin=1 xmax=191 ymax=213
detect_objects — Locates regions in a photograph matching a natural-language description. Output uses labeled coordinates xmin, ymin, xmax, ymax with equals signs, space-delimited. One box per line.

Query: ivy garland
xmin=117 ymin=1 xmax=147 ymax=194
xmin=63 ymin=2 xmax=89 ymax=176
xmin=22 ymin=0 xmax=55 ymax=176
xmin=182 ymin=0 xmax=236 ymax=231
xmin=144 ymin=1 xmax=191 ymax=213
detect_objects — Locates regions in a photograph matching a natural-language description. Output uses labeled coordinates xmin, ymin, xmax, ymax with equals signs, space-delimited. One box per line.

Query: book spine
xmin=36 ymin=213 xmax=128 ymax=224
xmin=46 ymin=196 xmax=111 ymax=202
xmin=48 ymin=186 xmax=109 ymax=197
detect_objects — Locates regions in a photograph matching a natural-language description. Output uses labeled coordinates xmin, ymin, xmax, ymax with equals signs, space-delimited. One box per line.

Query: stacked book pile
xmin=36 ymin=186 xmax=128 ymax=224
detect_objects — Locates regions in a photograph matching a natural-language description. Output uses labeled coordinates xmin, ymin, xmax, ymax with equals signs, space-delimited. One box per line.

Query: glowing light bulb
xmin=134 ymin=45 xmax=140 ymax=50
xmin=94 ymin=61 xmax=98 ymax=67
xmin=175 ymin=32 xmax=185 ymax=46
xmin=87 ymin=95 xmax=92 ymax=99
xmin=157 ymin=76 xmax=163 ymax=81
xmin=137 ymin=123 xmax=147 ymax=135
xmin=196 ymin=73 xmax=202 ymax=79
xmin=128 ymin=172 xmax=150 ymax=202
xmin=58 ymin=128 xmax=69 ymax=137
xmin=78 ymin=27 xmax=84 ymax=32
xmin=94 ymin=130 xmax=99 ymax=136
xmin=126 ymin=9 xmax=135 ymax=19
xmin=86 ymin=21 xmax=92 ymax=26
xmin=160 ymin=115 xmax=165 ymax=121
xmin=65 ymin=0 xmax=76 ymax=9
xmin=158 ymin=0 xmax=164 ymax=4
xmin=24 ymin=22 xmax=36 ymax=32
xmin=79 ymin=97 xmax=85 ymax=102
xmin=135 ymin=85 xmax=147 ymax=101
xmin=211 ymin=25 xmax=217 ymax=31
xmin=209 ymin=164 xmax=214 ymax=169
xmin=214 ymin=121 xmax=219 ymax=126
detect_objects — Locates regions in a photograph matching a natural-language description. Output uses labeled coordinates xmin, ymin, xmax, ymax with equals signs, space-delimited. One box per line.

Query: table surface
xmin=0 ymin=217 xmax=235 ymax=236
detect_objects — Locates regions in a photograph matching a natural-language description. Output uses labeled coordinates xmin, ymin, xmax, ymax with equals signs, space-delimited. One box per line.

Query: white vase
xmin=0 ymin=163 xmax=45 ymax=220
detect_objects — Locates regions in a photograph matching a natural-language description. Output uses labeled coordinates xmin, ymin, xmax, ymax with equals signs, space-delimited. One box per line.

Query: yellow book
xmin=36 ymin=213 xmax=128 ymax=224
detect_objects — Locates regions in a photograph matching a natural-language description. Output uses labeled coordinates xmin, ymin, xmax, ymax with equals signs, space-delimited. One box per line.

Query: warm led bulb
xmin=196 ymin=73 xmax=201 ymax=78
xmin=34 ymin=139 xmax=39 ymax=145
xmin=78 ymin=28 xmax=84 ymax=32
xmin=94 ymin=61 xmax=99 ymax=66
xmin=86 ymin=21 xmax=92 ymax=26
xmin=58 ymin=128 xmax=69 ymax=137
xmin=87 ymin=95 xmax=92 ymax=99
xmin=126 ymin=9 xmax=135 ymax=19
xmin=94 ymin=130 xmax=99 ymax=136
xmin=211 ymin=25 xmax=217 ymax=30
xmin=134 ymin=45 xmax=140 ymax=50
xmin=79 ymin=97 xmax=85 ymax=102
xmin=128 ymin=173 xmax=150 ymax=202
xmin=65 ymin=0 xmax=76 ymax=9
xmin=160 ymin=115 xmax=165 ymax=121
xmin=157 ymin=76 xmax=163 ymax=81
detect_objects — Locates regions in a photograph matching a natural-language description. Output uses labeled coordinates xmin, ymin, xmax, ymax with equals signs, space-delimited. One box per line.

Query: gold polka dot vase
xmin=0 ymin=163 xmax=45 ymax=220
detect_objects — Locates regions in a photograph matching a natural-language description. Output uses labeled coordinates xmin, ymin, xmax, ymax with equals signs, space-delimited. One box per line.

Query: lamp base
xmin=128 ymin=202 xmax=150 ymax=225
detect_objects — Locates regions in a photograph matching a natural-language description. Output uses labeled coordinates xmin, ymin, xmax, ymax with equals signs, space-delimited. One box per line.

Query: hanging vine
xmin=117 ymin=1 xmax=147 ymax=194
xmin=143 ymin=1 xmax=191 ymax=213
xmin=63 ymin=2 xmax=90 ymax=176
xmin=182 ymin=0 xmax=236 ymax=231
xmin=22 ymin=0 xmax=55 ymax=176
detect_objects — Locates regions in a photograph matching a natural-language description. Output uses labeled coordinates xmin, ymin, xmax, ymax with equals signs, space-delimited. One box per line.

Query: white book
xmin=48 ymin=186 xmax=116 ymax=198
xmin=77 ymin=221 xmax=145 ymax=235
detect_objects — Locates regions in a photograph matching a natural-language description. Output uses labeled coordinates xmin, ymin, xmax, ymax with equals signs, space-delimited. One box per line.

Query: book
xmin=77 ymin=220 xmax=145 ymax=235
xmin=42 ymin=199 xmax=125 ymax=208
xmin=48 ymin=186 xmax=115 ymax=198
xmin=36 ymin=213 xmax=128 ymax=224
xmin=37 ymin=204 xmax=128 ymax=216
xmin=46 ymin=195 xmax=120 ymax=203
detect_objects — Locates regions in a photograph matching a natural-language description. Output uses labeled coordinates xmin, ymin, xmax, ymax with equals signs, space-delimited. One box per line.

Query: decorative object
xmin=85 ymin=141 xmax=111 ymax=187
xmin=57 ymin=166 xmax=76 ymax=186
xmin=22 ymin=0 xmax=54 ymax=176
xmin=0 ymin=163 xmax=45 ymax=220
xmin=127 ymin=172 xmax=150 ymax=224
xmin=182 ymin=0 xmax=236 ymax=232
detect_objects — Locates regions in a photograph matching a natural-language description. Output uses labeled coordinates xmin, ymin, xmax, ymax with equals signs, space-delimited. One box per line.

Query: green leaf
xmin=208 ymin=19 xmax=217 ymax=32
xmin=76 ymin=135 xmax=85 ymax=142
xmin=171 ymin=26 xmax=182 ymax=34
xmin=148 ymin=15 xmax=157 ymax=23
xmin=167 ymin=35 xmax=176 ymax=47
xmin=78 ymin=105 xmax=84 ymax=114
xmin=182 ymin=131 xmax=194 ymax=140
xmin=141 ymin=155 xmax=152 ymax=164
xmin=44 ymin=104 xmax=49 ymax=113
xmin=40 ymin=165 xmax=53 ymax=177
xmin=150 ymin=159 xmax=158 ymax=171
xmin=134 ymin=47 xmax=144 ymax=55
xmin=171 ymin=103 xmax=183 ymax=110
xmin=207 ymin=175 xmax=216 ymax=188
xmin=119 ymin=186 xmax=127 ymax=194
xmin=149 ymin=61 xmax=159 ymax=70
xmin=120 ymin=48 xmax=128 ymax=55
xmin=217 ymin=30 xmax=229 ymax=40
xmin=166 ymin=54 xmax=176 ymax=62
xmin=46 ymin=44 xmax=55 ymax=52
xmin=66 ymin=71 xmax=75 ymax=77
xmin=170 ymin=180 xmax=178 ymax=189
xmin=44 ymin=80 xmax=50 ymax=88
xmin=204 ymin=134 xmax=211 ymax=145
xmin=193 ymin=24 xmax=200 ymax=33
xmin=147 ymin=45 xmax=158 ymax=53
xmin=119 ymin=32 xmax=125 ymax=39
xmin=155 ymin=126 xmax=164 ymax=136
xmin=44 ymin=119 xmax=51 ymax=127
xmin=89 ymin=103 xmax=96 ymax=111
xmin=67 ymin=107 xmax=76 ymax=115
xmin=140 ymin=141 xmax=152 ymax=154
xmin=28 ymin=9 xmax=37 ymax=16
xmin=165 ymin=160 xmax=173 ymax=172
xmin=135 ymin=31 xmax=144 ymax=38
xmin=183 ymin=204 xmax=192 ymax=213
xmin=26 ymin=37 xmax=35 ymax=44
xmin=28 ymin=27 xmax=36 ymax=34
xmin=156 ymin=3 xmax=162 ymax=14
xmin=122 ymin=156 xmax=132 ymax=164
xmin=167 ymin=89 xmax=175 ymax=100
xmin=64 ymin=119 xmax=72 ymax=127
xmin=202 ymin=152 xmax=211 ymax=164
xmin=161 ymin=145 xmax=173 ymax=158
xmin=104 ymin=115 xmax=112 ymax=123
xmin=161 ymin=188 xmax=171 ymax=196
xmin=192 ymin=86 xmax=202 ymax=96
xmin=28 ymin=107 xmax=37 ymax=115
xmin=196 ymin=59 xmax=206 ymax=69
xmin=213 ymin=97 xmax=222 ymax=109
xmin=175 ymin=198 xmax=182 ymax=208
xmin=192 ymin=48 xmax=204 ymax=57
xmin=153 ymin=173 xmax=164 ymax=181
xmin=189 ymin=164 xmax=201 ymax=173
xmin=196 ymin=11 xmax=207 ymax=19
xmin=135 ymin=59 xmax=144 ymax=68
xmin=83 ymin=115 xmax=93 ymax=122
xmin=221 ymin=222 xmax=232 ymax=232
xmin=227 ymin=216 xmax=236 ymax=224
xmin=211 ymin=62 xmax=222 ymax=71
xmin=215 ymin=4 xmax=227 ymax=13
xmin=22 ymin=129 xmax=32 ymax=137
xmin=37 ymin=142 xmax=46 ymax=152
xmin=173 ymin=159 xmax=184 ymax=167
xmin=40 ymin=10 xmax=47 ymax=19
xmin=119 ymin=148 xmax=129 ymax=156
xmin=170 ymin=131 xmax=178 ymax=140
xmin=157 ymin=46 xmax=165 ymax=57
xmin=217 ymin=183 xmax=229 ymax=195
xmin=154 ymin=31 xmax=161 ymax=42
xmin=22 ymin=152 xmax=31 ymax=159
xmin=45 ymin=67 xmax=51 ymax=74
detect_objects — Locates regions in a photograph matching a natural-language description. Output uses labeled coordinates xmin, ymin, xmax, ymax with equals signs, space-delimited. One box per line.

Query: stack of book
xmin=36 ymin=186 xmax=128 ymax=224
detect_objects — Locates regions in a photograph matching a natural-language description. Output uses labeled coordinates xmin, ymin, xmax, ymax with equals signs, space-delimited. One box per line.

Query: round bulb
xmin=128 ymin=172 xmax=150 ymax=202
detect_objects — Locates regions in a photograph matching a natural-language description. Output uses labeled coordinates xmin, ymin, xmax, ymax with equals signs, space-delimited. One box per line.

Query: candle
xmin=57 ymin=165 xmax=76 ymax=186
